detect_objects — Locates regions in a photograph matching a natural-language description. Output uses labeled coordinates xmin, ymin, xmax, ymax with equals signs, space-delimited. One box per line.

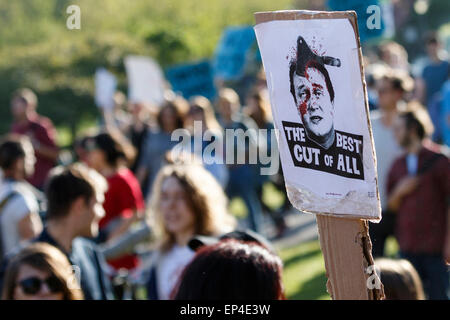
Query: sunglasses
xmin=17 ymin=275 xmax=64 ymax=295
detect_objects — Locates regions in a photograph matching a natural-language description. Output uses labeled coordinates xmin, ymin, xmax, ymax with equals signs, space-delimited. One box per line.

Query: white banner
xmin=125 ymin=55 xmax=166 ymax=105
xmin=95 ymin=68 xmax=117 ymax=110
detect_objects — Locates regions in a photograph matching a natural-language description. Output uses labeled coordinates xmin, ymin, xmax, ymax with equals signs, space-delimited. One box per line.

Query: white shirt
xmin=156 ymin=245 xmax=195 ymax=300
xmin=0 ymin=180 xmax=39 ymax=255
xmin=370 ymin=111 xmax=403 ymax=209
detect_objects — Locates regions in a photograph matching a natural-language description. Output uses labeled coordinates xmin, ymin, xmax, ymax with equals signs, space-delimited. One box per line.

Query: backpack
xmin=0 ymin=191 xmax=19 ymax=265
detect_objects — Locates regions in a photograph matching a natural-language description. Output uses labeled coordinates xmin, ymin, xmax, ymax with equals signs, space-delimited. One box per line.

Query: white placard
xmin=254 ymin=15 xmax=381 ymax=220
xmin=125 ymin=55 xmax=166 ymax=105
xmin=95 ymin=68 xmax=117 ymax=110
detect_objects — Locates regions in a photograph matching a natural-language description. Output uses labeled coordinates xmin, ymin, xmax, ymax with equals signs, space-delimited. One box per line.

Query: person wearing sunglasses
xmin=1 ymin=242 xmax=83 ymax=300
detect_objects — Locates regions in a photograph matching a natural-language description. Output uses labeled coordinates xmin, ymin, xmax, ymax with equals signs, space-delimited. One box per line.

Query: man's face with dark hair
xmin=79 ymin=192 xmax=105 ymax=238
xmin=293 ymin=67 xmax=334 ymax=145
xmin=393 ymin=116 xmax=411 ymax=148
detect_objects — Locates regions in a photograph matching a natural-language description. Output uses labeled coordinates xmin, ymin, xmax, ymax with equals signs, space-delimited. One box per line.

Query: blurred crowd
xmin=0 ymin=30 xmax=448 ymax=300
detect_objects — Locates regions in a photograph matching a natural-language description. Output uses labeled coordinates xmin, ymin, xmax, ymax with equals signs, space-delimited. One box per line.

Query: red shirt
xmin=387 ymin=146 xmax=449 ymax=255
xmin=11 ymin=114 xmax=58 ymax=189
xmin=101 ymin=168 xmax=145 ymax=270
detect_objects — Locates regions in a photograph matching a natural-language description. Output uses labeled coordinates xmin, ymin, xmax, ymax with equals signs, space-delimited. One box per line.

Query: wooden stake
xmin=316 ymin=215 xmax=384 ymax=300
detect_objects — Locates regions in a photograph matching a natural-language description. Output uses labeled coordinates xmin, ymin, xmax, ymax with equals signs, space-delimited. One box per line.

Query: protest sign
xmin=213 ymin=26 xmax=257 ymax=80
xmin=124 ymin=55 xmax=166 ymax=105
xmin=254 ymin=10 xmax=381 ymax=220
xmin=166 ymin=60 xmax=216 ymax=100
xmin=95 ymin=68 xmax=117 ymax=110
xmin=255 ymin=10 xmax=384 ymax=300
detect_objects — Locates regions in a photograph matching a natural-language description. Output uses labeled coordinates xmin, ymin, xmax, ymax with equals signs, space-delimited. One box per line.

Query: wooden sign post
xmin=254 ymin=10 xmax=385 ymax=300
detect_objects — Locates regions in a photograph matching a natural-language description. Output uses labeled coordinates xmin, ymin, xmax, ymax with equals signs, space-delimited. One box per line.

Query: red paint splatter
xmin=299 ymin=100 xmax=308 ymax=116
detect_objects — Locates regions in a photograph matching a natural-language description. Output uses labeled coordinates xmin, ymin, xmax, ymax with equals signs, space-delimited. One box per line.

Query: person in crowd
xmin=387 ymin=107 xmax=449 ymax=300
xmin=85 ymin=132 xmax=144 ymax=271
xmin=0 ymin=163 xmax=114 ymax=299
xmin=9 ymin=88 xmax=59 ymax=190
xmin=184 ymin=95 xmax=228 ymax=188
xmin=377 ymin=41 xmax=410 ymax=73
xmin=172 ymin=239 xmax=285 ymax=300
xmin=421 ymin=33 xmax=449 ymax=109
xmin=0 ymin=136 xmax=43 ymax=260
xmin=140 ymin=163 xmax=236 ymax=300
xmin=244 ymin=89 xmax=288 ymax=237
xmin=375 ymin=258 xmax=425 ymax=300
xmin=420 ymin=33 xmax=449 ymax=142
xmin=135 ymin=99 xmax=187 ymax=199
xmin=123 ymin=102 xmax=151 ymax=173
xmin=1 ymin=242 xmax=83 ymax=300
xmin=369 ymin=70 xmax=413 ymax=257
xmin=217 ymin=88 xmax=263 ymax=233
xmin=442 ymin=72 xmax=450 ymax=146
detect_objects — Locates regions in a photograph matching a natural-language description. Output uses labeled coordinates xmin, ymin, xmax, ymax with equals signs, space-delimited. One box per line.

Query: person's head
xmin=376 ymin=72 xmax=413 ymax=111
xmin=10 ymin=88 xmax=38 ymax=121
xmin=393 ymin=104 xmax=434 ymax=148
xmin=44 ymin=163 xmax=107 ymax=238
xmin=1 ymin=242 xmax=84 ymax=300
xmin=245 ymin=89 xmax=272 ymax=127
xmin=186 ymin=96 xmax=222 ymax=132
xmin=85 ymin=132 xmax=135 ymax=172
xmin=217 ymin=88 xmax=240 ymax=121
xmin=172 ymin=239 xmax=284 ymax=300
xmin=157 ymin=99 xmax=187 ymax=133
xmin=378 ymin=41 xmax=409 ymax=71
xmin=425 ymin=32 xmax=441 ymax=60
xmin=0 ymin=135 xmax=35 ymax=180
xmin=149 ymin=164 xmax=236 ymax=252
xmin=289 ymin=60 xmax=335 ymax=148
xmin=375 ymin=258 xmax=425 ymax=300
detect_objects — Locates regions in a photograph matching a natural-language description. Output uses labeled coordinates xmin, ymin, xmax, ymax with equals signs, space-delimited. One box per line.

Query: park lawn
xmin=279 ymin=240 xmax=330 ymax=300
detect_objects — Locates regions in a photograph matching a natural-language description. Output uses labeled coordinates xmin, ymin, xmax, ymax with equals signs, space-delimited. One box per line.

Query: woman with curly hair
xmin=141 ymin=163 xmax=236 ymax=300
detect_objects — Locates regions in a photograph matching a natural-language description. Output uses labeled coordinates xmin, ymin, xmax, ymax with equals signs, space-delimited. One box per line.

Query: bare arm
xmin=106 ymin=211 xmax=143 ymax=242
xmin=387 ymin=176 xmax=419 ymax=212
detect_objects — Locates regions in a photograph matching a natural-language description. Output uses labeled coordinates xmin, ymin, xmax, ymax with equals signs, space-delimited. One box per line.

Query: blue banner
xmin=213 ymin=26 xmax=257 ymax=80
xmin=327 ymin=0 xmax=386 ymax=43
xmin=166 ymin=60 xmax=216 ymax=101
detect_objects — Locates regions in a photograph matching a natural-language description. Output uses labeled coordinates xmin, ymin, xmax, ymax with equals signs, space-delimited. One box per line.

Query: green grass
xmin=278 ymin=240 xmax=330 ymax=300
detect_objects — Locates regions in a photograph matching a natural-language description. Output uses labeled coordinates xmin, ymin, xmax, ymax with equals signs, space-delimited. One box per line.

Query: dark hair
xmin=400 ymin=111 xmax=426 ymax=140
xmin=45 ymin=164 xmax=107 ymax=220
xmin=375 ymin=258 xmax=425 ymax=300
xmin=89 ymin=132 xmax=133 ymax=167
xmin=1 ymin=242 xmax=83 ymax=300
xmin=0 ymin=138 xmax=26 ymax=170
xmin=157 ymin=100 xmax=186 ymax=132
xmin=172 ymin=240 xmax=284 ymax=300
xmin=289 ymin=59 xmax=335 ymax=106
xmin=425 ymin=32 xmax=438 ymax=45
xmin=380 ymin=73 xmax=413 ymax=93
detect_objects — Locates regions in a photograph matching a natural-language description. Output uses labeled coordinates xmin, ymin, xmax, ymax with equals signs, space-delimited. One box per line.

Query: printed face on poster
xmin=254 ymin=15 xmax=381 ymax=219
